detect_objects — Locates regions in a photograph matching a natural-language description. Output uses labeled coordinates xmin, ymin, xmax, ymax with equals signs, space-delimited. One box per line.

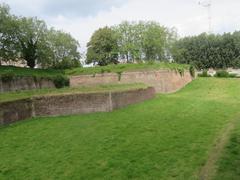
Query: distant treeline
xmin=1 ymin=3 xmax=240 ymax=69
xmin=172 ymin=32 xmax=240 ymax=69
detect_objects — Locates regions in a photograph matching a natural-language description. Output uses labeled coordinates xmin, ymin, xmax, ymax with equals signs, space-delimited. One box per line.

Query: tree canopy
xmin=0 ymin=3 xmax=81 ymax=69
xmin=172 ymin=32 xmax=240 ymax=69
xmin=86 ymin=27 xmax=119 ymax=66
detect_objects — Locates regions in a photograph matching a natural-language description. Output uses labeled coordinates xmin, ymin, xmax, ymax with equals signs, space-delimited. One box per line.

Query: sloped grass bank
xmin=0 ymin=83 xmax=147 ymax=103
xmin=214 ymin=120 xmax=240 ymax=180
xmin=66 ymin=62 xmax=190 ymax=76
xmin=0 ymin=78 xmax=240 ymax=179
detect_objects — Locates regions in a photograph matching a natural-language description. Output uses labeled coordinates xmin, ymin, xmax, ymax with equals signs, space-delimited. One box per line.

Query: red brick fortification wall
xmin=0 ymin=99 xmax=33 ymax=125
xmin=0 ymin=77 xmax=55 ymax=93
xmin=70 ymin=70 xmax=193 ymax=93
xmin=0 ymin=87 xmax=155 ymax=125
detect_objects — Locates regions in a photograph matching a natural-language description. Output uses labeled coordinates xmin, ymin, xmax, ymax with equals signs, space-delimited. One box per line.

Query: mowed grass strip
xmin=0 ymin=66 xmax=64 ymax=77
xmin=66 ymin=62 xmax=189 ymax=75
xmin=214 ymin=119 xmax=240 ymax=180
xmin=0 ymin=83 xmax=148 ymax=103
xmin=0 ymin=78 xmax=240 ymax=179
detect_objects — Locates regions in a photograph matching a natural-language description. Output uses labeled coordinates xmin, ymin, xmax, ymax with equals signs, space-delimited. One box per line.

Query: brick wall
xmin=70 ymin=70 xmax=193 ymax=93
xmin=0 ymin=87 xmax=155 ymax=125
xmin=0 ymin=77 xmax=55 ymax=93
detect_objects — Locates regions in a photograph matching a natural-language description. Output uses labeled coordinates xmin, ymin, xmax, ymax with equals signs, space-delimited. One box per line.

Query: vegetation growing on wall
xmin=66 ymin=62 xmax=189 ymax=76
xmin=0 ymin=66 xmax=69 ymax=89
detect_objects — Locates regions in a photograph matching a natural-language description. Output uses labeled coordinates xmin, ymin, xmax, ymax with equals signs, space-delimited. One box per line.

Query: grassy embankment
xmin=0 ymin=83 xmax=147 ymax=103
xmin=66 ymin=62 xmax=190 ymax=75
xmin=1 ymin=78 xmax=240 ymax=179
xmin=0 ymin=66 xmax=63 ymax=77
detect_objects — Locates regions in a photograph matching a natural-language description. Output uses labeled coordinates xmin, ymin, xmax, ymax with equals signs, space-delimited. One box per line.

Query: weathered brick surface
xmin=0 ymin=87 xmax=155 ymax=125
xmin=33 ymin=93 xmax=111 ymax=117
xmin=70 ymin=70 xmax=193 ymax=93
xmin=111 ymin=87 xmax=155 ymax=109
xmin=0 ymin=77 xmax=55 ymax=93
xmin=0 ymin=99 xmax=33 ymax=125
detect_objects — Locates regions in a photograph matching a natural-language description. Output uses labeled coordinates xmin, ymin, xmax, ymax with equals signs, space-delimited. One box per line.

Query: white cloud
xmin=3 ymin=0 xmax=240 ymax=51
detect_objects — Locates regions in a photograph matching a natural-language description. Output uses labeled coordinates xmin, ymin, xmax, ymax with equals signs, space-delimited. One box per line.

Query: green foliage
xmin=198 ymin=70 xmax=211 ymax=77
xmin=172 ymin=32 xmax=240 ymax=69
xmin=0 ymin=66 xmax=64 ymax=77
xmin=1 ymin=79 xmax=240 ymax=179
xmin=86 ymin=26 xmax=119 ymax=66
xmin=42 ymin=29 xmax=81 ymax=69
xmin=0 ymin=4 xmax=20 ymax=64
xmin=0 ymin=3 xmax=81 ymax=69
xmin=0 ymin=72 xmax=14 ymax=82
xmin=0 ymin=66 xmax=68 ymax=88
xmin=66 ymin=62 xmax=189 ymax=76
xmin=52 ymin=75 xmax=69 ymax=89
xmin=113 ymin=21 xmax=176 ymax=62
xmin=116 ymin=71 xmax=122 ymax=81
xmin=214 ymin=70 xmax=229 ymax=78
xmin=177 ymin=68 xmax=184 ymax=77
xmin=189 ymin=65 xmax=195 ymax=78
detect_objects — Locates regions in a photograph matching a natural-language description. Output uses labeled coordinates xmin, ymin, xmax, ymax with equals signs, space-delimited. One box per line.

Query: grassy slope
xmin=0 ymin=83 xmax=148 ymax=103
xmin=0 ymin=78 xmax=240 ymax=179
xmin=66 ymin=62 xmax=189 ymax=76
xmin=214 ymin=119 xmax=240 ymax=180
xmin=0 ymin=66 xmax=63 ymax=77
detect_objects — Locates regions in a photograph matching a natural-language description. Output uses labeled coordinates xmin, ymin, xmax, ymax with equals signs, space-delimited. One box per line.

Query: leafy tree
xmin=113 ymin=21 xmax=173 ymax=62
xmin=172 ymin=32 xmax=240 ymax=69
xmin=86 ymin=26 xmax=118 ymax=66
xmin=43 ymin=29 xmax=81 ymax=69
xmin=141 ymin=21 xmax=168 ymax=60
xmin=0 ymin=4 xmax=19 ymax=65
xmin=0 ymin=3 xmax=81 ymax=69
xmin=16 ymin=17 xmax=47 ymax=68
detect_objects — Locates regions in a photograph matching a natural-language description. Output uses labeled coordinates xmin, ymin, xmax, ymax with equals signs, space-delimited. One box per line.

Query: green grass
xmin=66 ymin=62 xmax=190 ymax=76
xmin=214 ymin=120 xmax=240 ymax=180
xmin=1 ymin=78 xmax=240 ymax=179
xmin=0 ymin=66 xmax=64 ymax=77
xmin=0 ymin=83 xmax=147 ymax=103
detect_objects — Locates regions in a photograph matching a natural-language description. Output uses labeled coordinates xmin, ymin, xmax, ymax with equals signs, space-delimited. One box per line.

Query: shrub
xmin=117 ymin=71 xmax=122 ymax=81
xmin=178 ymin=68 xmax=184 ymax=77
xmin=189 ymin=65 xmax=195 ymax=78
xmin=53 ymin=75 xmax=70 ymax=88
xmin=198 ymin=70 xmax=211 ymax=77
xmin=0 ymin=73 xmax=15 ymax=82
xmin=214 ymin=70 xmax=229 ymax=78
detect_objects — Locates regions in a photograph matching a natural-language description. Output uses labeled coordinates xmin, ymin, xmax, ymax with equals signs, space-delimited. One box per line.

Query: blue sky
xmin=2 ymin=0 xmax=240 ymax=51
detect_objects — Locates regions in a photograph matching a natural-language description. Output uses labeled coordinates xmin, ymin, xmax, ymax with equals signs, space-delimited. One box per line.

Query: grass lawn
xmin=214 ymin=118 xmax=240 ymax=180
xmin=0 ymin=66 xmax=64 ymax=77
xmin=66 ymin=62 xmax=189 ymax=76
xmin=0 ymin=78 xmax=240 ymax=179
xmin=0 ymin=83 xmax=147 ymax=103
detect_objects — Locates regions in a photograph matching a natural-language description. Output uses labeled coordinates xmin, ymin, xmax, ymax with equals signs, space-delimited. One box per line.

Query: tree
xmin=114 ymin=21 xmax=173 ymax=62
xmin=172 ymin=32 xmax=240 ymax=69
xmin=15 ymin=17 xmax=47 ymax=68
xmin=0 ymin=3 xmax=19 ymax=65
xmin=43 ymin=29 xmax=81 ymax=69
xmin=141 ymin=21 xmax=168 ymax=60
xmin=86 ymin=26 xmax=118 ymax=66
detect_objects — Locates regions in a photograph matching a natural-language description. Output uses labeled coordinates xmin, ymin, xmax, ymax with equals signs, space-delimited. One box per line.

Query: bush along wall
xmin=0 ymin=74 xmax=70 ymax=92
